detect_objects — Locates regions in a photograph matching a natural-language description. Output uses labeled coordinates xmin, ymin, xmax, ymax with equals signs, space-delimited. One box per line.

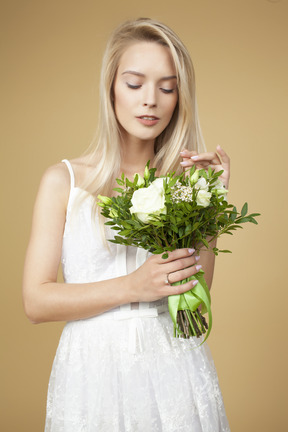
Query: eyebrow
xmin=122 ymin=70 xmax=177 ymax=81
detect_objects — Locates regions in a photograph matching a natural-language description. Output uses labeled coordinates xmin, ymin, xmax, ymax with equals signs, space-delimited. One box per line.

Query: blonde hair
xmin=80 ymin=18 xmax=206 ymax=216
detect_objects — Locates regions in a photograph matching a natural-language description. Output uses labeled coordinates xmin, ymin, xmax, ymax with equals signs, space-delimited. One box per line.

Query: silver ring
xmin=165 ymin=274 xmax=171 ymax=286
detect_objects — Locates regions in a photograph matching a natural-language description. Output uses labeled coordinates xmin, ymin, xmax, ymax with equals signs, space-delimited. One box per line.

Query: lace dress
xmin=44 ymin=160 xmax=230 ymax=432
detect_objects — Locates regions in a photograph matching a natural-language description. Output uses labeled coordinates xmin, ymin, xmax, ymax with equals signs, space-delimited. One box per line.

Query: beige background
xmin=1 ymin=0 xmax=287 ymax=430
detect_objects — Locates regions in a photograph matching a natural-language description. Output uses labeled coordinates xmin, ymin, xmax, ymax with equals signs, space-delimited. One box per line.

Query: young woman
xmin=23 ymin=18 xmax=230 ymax=431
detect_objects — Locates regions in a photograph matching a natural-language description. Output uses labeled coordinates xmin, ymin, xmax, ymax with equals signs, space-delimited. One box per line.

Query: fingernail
xmin=180 ymin=161 xmax=189 ymax=166
xmin=191 ymin=155 xmax=199 ymax=160
xmin=188 ymin=248 xmax=195 ymax=254
xmin=192 ymin=280 xmax=199 ymax=286
xmin=195 ymin=265 xmax=202 ymax=271
xmin=195 ymin=255 xmax=200 ymax=262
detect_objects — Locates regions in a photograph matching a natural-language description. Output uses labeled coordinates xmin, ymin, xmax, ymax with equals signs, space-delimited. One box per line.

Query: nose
xmin=143 ymin=84 xmax=157 ymax=107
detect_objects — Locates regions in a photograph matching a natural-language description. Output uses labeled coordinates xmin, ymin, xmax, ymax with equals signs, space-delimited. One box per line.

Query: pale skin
xmin=22 ymin=41 xmax=230 ymax=324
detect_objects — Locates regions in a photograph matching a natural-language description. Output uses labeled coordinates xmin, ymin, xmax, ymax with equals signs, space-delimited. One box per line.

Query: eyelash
xmin=126 ymin=83 xmax=176 ymax=94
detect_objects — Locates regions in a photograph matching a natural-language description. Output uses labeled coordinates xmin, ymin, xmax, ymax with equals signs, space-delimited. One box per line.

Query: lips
xmin=138 ymin=115 xmax=159 ymax=120
xmin=136 ymin=115 xmax=160 ymax=126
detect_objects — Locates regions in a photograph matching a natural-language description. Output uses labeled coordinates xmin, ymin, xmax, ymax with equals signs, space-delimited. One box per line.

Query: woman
xmin=23 ymin=18 xmax=230 ymax=431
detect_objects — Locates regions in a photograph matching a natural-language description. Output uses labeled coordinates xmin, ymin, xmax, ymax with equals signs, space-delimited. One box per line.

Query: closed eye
xmin=160 ymin=88 xmax=176 ymax=94
xmin=126 ymin=83 xmax=177 ymax=93
xmin=126 ymin=83 xmax=141 ymax=89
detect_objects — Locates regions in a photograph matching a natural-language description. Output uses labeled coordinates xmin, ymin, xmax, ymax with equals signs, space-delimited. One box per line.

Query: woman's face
xmin=113 ymin=41 xmax=178 ymax=146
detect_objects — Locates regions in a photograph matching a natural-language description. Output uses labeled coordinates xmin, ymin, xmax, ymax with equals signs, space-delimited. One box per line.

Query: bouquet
xmin=98 ymin=163 xmax=259 ymax=343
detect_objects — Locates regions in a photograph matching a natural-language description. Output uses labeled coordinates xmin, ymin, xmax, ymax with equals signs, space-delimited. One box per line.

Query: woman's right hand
xmin=128 ymin=248 xmax=201 ymax=303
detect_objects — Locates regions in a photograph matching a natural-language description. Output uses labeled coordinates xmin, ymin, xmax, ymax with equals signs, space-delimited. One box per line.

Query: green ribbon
xmin=168 ymin=270 xmax=212 ymax=345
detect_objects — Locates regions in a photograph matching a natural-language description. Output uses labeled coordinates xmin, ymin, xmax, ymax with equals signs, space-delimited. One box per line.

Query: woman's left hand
xmin=180 ymin=145 xmax=230 ymax=189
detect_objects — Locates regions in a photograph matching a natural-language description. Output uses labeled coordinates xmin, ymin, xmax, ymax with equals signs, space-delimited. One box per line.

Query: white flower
xmin=171 ymin=182 xmax=193 ymax=203
xmin=196 ymin=190 xmax=212 ymax=207
xmin=151 ymin=177 xmax=166 ymax=190
xmin=212 ymin=179 xmax=228 ymax=195
xmin=130 ymin=178 xmax=166 ymax=223
xmin=195 ymin=177 xmax=209 ymax=191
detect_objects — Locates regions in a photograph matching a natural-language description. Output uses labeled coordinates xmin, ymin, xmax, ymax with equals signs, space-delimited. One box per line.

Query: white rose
xmin=130 ymin=178 xmax=166 ymax=223
xmin=196 ymin=190 xmax=212 ymax=207
xmin=151 ymin=177 xmax=166 ymax=190
xmin=195 ymin=177 xmax=209 ymax=191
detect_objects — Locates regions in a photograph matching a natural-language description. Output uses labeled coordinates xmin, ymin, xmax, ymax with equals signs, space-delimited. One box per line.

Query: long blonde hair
xmin=81 ymin=18 xmax=206 ymax=215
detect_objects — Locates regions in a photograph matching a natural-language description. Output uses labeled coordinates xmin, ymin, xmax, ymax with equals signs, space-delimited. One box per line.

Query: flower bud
xmin=190 ymin=169 xmax=199 ymax=184
xmin=97 ymin=195 xmax=112 ymax=205
xmin=214 ymin=188 xmax=228 ymax=196
xmin=134 ymin=173 xmax=145 ymax=187
xmin=144 ymin=165 xmax=150 ymax=180
xmin=109 ymin=208 xmax=118 ymax=218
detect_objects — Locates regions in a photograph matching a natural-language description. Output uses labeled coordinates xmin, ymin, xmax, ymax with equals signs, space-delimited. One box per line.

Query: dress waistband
xmin=102 ymin=303 xmax=168 ymax=320
xmin=101 ymin=304 xmax=169 ymax=354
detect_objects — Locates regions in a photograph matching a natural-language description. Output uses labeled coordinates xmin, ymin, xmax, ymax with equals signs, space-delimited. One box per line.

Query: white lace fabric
xmin=45 ymin=160 xmax=230 ymax=431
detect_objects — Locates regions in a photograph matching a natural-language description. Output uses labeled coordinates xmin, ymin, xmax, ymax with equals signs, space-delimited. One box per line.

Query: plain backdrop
xmin=1 ymin=0 xmax=288 ymax=430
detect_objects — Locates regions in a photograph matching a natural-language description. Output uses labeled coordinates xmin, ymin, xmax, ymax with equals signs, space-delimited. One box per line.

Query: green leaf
xmin=229 ymin=207 xmax=237 ymax=222
xmin=119 ymin=229 xmax=132 ymax=236
xmin=235 ymin=217 xmax=252 ymax=224
xmin=214 ymin=170 xmax=224 ymax=178
xmin=201 ymin=238 xmax=209 ymax=249
xmin=249 ymin=213 xmax=261 ymax=218
xmin=241 ymin=202 xmax=248 ymax=217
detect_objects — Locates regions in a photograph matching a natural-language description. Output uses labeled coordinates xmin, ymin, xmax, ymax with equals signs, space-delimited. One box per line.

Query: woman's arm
xmin=22 ymin=164 xmax=202 ymax=324
xmin=22 ymin=163 xmax=135 ymax=323
xmin=179 ymin=146 xmax=231 ymax=290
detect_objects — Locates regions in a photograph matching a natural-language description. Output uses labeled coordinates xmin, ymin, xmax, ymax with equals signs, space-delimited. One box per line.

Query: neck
xmin=120 ymin=136 xmax=156 ymax=178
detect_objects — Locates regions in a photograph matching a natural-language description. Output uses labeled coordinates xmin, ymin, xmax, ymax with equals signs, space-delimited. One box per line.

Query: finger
xmin=166 ymin=278 xmax=199 ymax=296
xmin=180 ymin=159 xmax=211 ymax=169
xmin=180 ymin=150 xmax=198 ymax=169
xmin=180 ymin=149 xmax=197 ymax=158
xmin=190 ymin=152 xmax=221 ymax=165
xmin=216 ymin=145 xmax=230 ymax=169
xmin=154 ymin=248 xmax=195 ymax=264
xmin=167 ymin=262 xmax=202 ymax=285
xmin=163 ymin=254 xmax=200 ymax=276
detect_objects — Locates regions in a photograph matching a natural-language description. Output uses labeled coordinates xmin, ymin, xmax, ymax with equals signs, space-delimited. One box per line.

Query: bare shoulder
xmin=36 ymin=162 xmax=71 ymax=210
xmin=41 ymin=161 xmax=70 ymax=189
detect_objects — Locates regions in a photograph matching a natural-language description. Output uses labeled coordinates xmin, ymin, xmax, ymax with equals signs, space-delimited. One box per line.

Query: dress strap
xmin=62 ymin=159 xmax=75 ymax=190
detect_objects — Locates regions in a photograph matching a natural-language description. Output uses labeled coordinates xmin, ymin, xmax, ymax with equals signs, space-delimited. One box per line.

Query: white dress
xmin=45 ymin=160 xmax=230 ymax=432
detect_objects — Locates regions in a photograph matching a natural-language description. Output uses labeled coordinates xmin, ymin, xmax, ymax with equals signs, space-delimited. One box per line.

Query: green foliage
xmin=98 ymin=163 xmax=260 ymax=255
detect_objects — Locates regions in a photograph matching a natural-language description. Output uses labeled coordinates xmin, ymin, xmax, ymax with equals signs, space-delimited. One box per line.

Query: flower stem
xmin=176 ymin=308 xmax=208 ymax=339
